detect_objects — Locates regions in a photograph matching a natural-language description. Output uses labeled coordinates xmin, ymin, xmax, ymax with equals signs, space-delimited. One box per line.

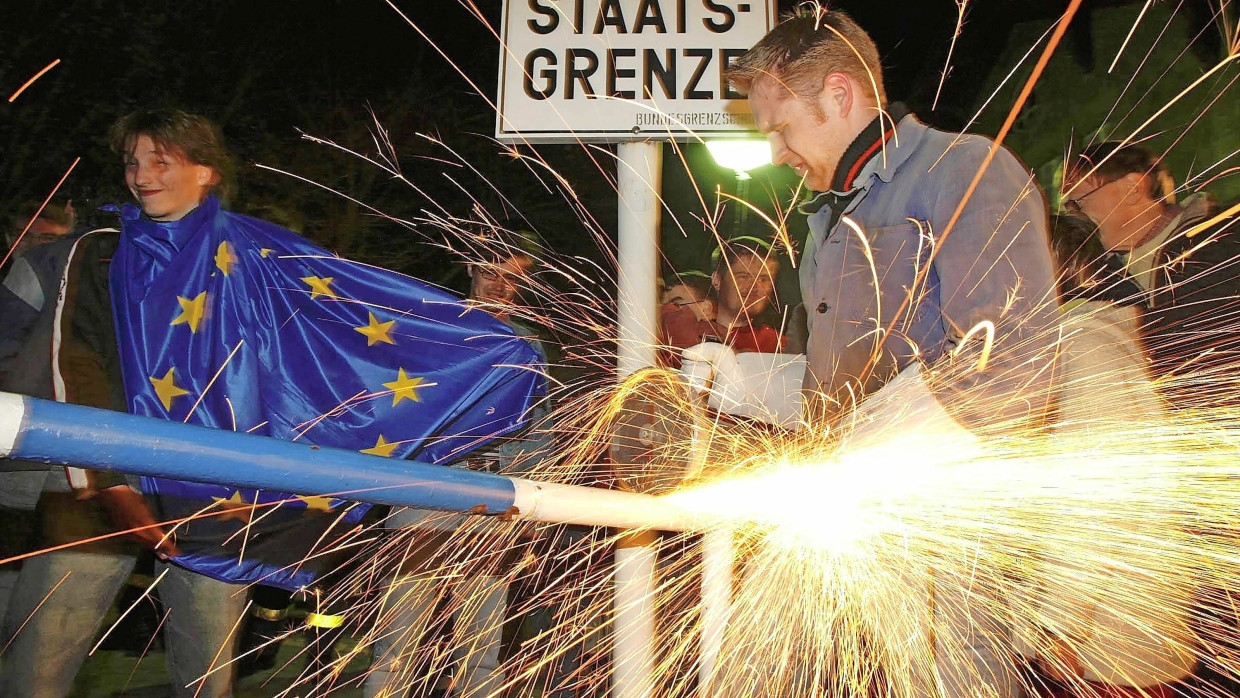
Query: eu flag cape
xmin=109 ymin=196 xmax=543 ymax=590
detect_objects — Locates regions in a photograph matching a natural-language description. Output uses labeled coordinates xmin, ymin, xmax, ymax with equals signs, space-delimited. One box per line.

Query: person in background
xmin=5 ymin=199 xmax=75 ymax=256
xmin=365 ymin=226 xmax=552 ymax=698
xmin=660 ymin=236 xmax=786 ymax=367
xmin=0 ymin=198 xmax=81 ymax=621
xmin=1 ymin=199 xmax=76 ymax=279
xmin=1065 ymin=142 xmax=1240 ymax=697
xmin=1063 ymin=140 xmax=1240 ymax=406
xmin=661 ymin=269 xmax=714 ymax=322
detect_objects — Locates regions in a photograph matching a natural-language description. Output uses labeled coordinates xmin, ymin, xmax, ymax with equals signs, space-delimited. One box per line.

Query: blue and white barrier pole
xmin=0 ymin=392 xmax=704 ymax=532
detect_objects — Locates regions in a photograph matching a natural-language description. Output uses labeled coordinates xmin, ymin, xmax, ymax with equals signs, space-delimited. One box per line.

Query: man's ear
xmin=820 ymin=72 xmax=853 ymax=119
xmin=1121 ymin=172 xmax=1150 ymax=201
xmin=711 ymin=270 xmax=722 ymax=293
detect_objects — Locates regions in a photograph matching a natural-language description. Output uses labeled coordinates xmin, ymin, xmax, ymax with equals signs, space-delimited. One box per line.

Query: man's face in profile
xmin=750 ymin=75 xmax=850 ymax=192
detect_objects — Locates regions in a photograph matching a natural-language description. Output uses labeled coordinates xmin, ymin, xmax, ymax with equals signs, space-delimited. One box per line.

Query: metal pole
xmin=0 ymin=392 xmax=706 ymax=532
xmin=615 ymin=140 xmax=661 ymax=378
xmin=613 ymin=531 xmax=661 ymax=698
xmin=698 ymin=526 xmax=734 ymax=694
xmin=613 ymin=139 xmax=663 ymax=698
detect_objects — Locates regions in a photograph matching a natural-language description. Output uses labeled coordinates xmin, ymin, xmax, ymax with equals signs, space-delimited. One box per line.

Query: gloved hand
xmin=680 ymin=341 xmax=743 ymax=397
xmin=97 ymin=485 xmax=180 ymax=559
xmin=843 ymin=362 xmax=979 ymax=453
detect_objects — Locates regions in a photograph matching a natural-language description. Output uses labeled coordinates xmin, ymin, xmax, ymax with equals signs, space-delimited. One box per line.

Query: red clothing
xmin=658 ymin=303 xmax=785 ymax=367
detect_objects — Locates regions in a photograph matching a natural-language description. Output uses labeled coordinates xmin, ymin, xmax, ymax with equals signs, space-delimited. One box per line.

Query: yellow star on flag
xmin=149 ymin=367 xmax=190 ymax=411
xmin=211 ymin=490 xmax=253 ymax=523
xmin=260 ymin=248 xmax=273 ymax=258
xmin=171 ymin=291 xmax=208 ymax=333
xmin=361 ymin=434 xmax=399 ymax=457
xmin=383 ymin=368 xmax=425 ymax=406
xmin=214 ymin=241 xmax=237 ymax=276
xmin=296 ymin=494 xmax=337 ymax=512
xmin=355 ymin=312 xmax=396 ymax=347
xmin=302 ymin=275 xmax=337 ymax=300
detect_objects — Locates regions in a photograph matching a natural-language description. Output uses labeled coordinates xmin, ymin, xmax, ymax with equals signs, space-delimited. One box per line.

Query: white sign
xmin=496 ymin=0 xmax=776 ymax=142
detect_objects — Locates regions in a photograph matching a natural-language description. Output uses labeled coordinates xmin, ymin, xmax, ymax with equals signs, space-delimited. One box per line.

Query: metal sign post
xmin=613 ymin=139 xmax=664 ymax=698
xmin=495 ymin=3 xmax=775 ymax=694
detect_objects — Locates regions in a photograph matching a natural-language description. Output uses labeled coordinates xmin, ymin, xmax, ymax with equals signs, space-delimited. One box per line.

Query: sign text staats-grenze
xmin=497 ymin=0 xmax=774 ymax=142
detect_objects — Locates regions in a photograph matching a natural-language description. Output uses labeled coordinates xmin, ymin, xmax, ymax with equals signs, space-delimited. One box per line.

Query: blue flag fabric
xmin=109 ymin=196 xmax=543 ymax=590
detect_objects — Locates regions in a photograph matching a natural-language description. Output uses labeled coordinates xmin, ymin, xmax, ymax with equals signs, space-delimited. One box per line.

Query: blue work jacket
xmin=800 ymin=114 xmax=1058 ymax=430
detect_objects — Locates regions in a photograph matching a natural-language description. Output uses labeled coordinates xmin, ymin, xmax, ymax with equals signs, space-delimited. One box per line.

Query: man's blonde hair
xmin=724 ymin=6 xmax=886 ymax=106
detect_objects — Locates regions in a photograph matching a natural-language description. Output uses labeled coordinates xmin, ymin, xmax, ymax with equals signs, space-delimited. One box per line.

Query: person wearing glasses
xmin=724 ymin=7 xmax=1058 ymax=697
xmin=1064 ymin=141 xmax=1240 ymax=402
xmin=660 ymin=236 xmax=786 ymax=368
xmin=660 ymin=269 xmax=714 ymax=323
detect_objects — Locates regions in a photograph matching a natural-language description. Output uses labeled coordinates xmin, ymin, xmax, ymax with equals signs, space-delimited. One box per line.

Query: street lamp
xmin=704 ymin=138 xmax=770 ymax=180
xmin=705 ymin=139 xmax=770 ymax=233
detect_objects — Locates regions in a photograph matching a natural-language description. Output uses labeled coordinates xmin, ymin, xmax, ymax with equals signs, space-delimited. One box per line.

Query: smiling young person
xmin=113 ymin=108 xmax=234 ymax=219
xmin=0 ymin=109 xmax=543 ymax=698
xmin=0 ymin=109 xmax=235 ymax=698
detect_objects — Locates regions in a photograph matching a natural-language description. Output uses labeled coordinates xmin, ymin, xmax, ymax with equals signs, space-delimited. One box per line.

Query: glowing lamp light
xmin=704 ymin=139 xmax=770 ymax=180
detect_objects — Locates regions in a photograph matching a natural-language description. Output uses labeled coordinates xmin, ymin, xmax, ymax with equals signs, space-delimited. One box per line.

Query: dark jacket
xmin=1135 ymin=196 xmax=1240 ymax=405
xmin=0 ymin=228 xmax=130 ymax=504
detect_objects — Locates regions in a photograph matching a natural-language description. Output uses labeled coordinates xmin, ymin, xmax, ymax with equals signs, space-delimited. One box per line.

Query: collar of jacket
xmin=116 ymin=195 xmax=222 ymax=267
xmin=1125 ymin=196 xmax=1208 ymax=262
xmin=800 ymin=102 xmax=915 ymax=214
xmin=1178 ymin=192 xmax=1221 ymax=228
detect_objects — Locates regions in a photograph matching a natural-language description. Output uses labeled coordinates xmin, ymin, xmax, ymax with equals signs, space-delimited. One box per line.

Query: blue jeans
xmin=0 ymin=549 xmax=248 ymax=698
xmin=155 ymin=560 xmax=250 ymax=698
xmin=364 ymin=507 xmax=508 ymax=698
xmin=364 ymin=570 xmax=508 ymax=698
xmin=0 ymin=548 xmax=135 ymax=698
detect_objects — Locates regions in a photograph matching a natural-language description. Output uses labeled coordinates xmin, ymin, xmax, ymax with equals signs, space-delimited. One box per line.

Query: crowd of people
xmin=0 ymin=5 xmax=1237 ymax=698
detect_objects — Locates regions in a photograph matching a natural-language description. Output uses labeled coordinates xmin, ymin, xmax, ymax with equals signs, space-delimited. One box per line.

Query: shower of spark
xmin=933 ymin=0 xmax=970 ymax=111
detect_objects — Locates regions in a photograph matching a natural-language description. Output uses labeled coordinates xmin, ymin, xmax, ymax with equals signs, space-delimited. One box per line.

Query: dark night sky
xmin=0 ymin=1 xmax=1137 ymax=195
xmin=2 ymin=0 xmax=1228 ymax=286
xmin=1 ymin=0 xmax=1074 ymax=194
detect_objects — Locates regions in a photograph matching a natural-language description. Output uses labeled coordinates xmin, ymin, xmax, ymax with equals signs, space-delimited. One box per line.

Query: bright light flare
xmin=655 ymin=405 xmax=1240 ymax=698
xmin=665 ymin=426 xmax=985 ymax=557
